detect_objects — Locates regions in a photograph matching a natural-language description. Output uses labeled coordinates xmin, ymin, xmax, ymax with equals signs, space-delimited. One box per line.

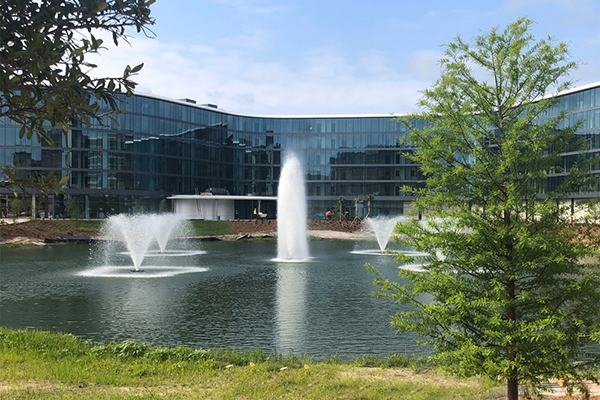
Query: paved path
xmin=537 ymin=381 xmax=600 ymax=397
xmin=0 ymin=217 xmax=30 ymax=224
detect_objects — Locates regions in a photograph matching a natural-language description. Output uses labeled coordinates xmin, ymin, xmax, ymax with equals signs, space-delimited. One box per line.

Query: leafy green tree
xmin=368 ymin=18 xmax=600 ymax=400
xmin=582 ymin=197 xmax=600 ymax=224
xmin=65 ymin=197 xmax=81 ymax=220
xmin=0 ymin=0 xmax=154 ymax=194
xmin=158 ymin=198 xmax=169 ymax=214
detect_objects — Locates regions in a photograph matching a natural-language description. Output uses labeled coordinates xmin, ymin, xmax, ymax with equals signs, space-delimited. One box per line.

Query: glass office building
xmin=1 ymin=82 xmax=599 ymax=219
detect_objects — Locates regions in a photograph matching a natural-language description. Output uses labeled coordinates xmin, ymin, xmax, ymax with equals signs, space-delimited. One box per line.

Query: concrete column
xmin=31 ymin=193 xmax=36 ymax=220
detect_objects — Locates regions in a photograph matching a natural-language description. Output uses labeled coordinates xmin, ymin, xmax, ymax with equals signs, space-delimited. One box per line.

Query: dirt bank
xmin=0 ymin=219 xmax=99 ymax=244
xmin=0 ymin=218 xmax=369 ymax=244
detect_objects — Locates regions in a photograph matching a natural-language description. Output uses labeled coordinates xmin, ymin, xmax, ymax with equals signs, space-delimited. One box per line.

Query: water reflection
xmin=0 ymin=241 xmax=427 ymax=359
xmin=275 ymin=262 xmax=308 ymax=352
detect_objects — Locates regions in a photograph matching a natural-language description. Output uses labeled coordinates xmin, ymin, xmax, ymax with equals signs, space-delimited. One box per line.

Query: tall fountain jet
xmin=277 ymin=152 xmax=310 ymax=261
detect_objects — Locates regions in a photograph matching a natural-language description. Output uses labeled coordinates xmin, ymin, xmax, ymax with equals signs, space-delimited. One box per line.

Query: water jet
xmin=365 ymin=216 xmax=404 ymax=252
xmin=100 ymin=213 xmax=189 ymax=272
xmin=276 ymin=152 xmax=310 ymax=261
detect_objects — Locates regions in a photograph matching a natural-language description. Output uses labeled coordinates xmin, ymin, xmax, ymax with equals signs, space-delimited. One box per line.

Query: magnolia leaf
xmin=130 ymin=63 xmax=144 ymax=73
xmin=107 ymin=115 xmax=119 ymax=125
xmin=80 ymin=113 xmax=91 ymax=126
xmin=93 ymin=1 xmax=109 ymax=14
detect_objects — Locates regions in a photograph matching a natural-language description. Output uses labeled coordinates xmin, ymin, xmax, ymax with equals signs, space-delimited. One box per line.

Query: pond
xmin=0 ymin=240 xmax=426 ymax=360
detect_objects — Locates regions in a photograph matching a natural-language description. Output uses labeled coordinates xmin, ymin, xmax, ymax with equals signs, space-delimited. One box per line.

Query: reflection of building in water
xmin=1 ymin=83 xmax=599 ymax=218
xmin=275 ymin=265 xmax=307 ymax=352
xmin=95 ymin=277 xmax=184 ymax=342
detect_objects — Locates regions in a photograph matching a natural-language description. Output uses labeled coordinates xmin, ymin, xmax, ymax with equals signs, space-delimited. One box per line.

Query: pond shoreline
xmin=0 ymin=218 xmax=370 ymax=245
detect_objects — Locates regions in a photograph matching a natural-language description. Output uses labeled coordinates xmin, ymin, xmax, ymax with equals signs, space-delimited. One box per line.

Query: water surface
xmin=0 ymin=240 xmax=425 ymax=359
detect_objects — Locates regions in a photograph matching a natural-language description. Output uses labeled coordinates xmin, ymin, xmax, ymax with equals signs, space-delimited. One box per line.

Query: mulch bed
xmin=224 ymin=219 xmax=364 ymax=234
xmin=308 ymin=219 xmax=363 ymax=232
xmin=0 ymin=220 xmax=94 ymax=241
xmin=224 ymin=219 xmax=277 ymax=234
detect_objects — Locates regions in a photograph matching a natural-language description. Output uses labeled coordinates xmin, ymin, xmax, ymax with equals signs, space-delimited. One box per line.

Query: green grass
xmin=71 ymin=220 xmax=103 ymax=231
xmin=188 ymin=220 xmax=235 ymax=236
xmin=0 ymin=328 xmax=498 ymax=399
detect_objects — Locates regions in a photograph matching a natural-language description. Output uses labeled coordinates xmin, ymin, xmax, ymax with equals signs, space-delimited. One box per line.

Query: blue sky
xmin=91 ymin=0 xmax=600 ymax=115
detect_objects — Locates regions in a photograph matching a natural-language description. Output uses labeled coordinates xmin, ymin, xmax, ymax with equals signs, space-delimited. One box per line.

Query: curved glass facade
xmin=1 ymin=83 xmax=599 ymax=218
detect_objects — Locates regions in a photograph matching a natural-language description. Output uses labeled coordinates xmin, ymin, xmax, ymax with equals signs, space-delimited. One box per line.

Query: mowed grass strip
xmin=0 ymin=329 xmax=497 ymax=399
xmin=188 ymin=220 xmax=235 ymax=236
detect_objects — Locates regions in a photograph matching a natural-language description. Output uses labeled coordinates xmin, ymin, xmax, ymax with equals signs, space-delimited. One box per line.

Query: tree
xmin=158 ymin=199 xmax=169 ymax=214
xmin=9 ymin=198 xmax=22 ymax=222
xmin=364 ymin=193 xmax=375 ymax=218
xmin=65 ymin=197 xmax=80 ymax=220
xmin=582 ymin=197 xmax=600 ymax=224
xmin=133 ymin=200 xmax=142 ymax=214
xmin=368 ymin=18 xmax=600 ymax=400
xmin=353 ymin=196 xmax=362 ymax=221
xmin=1 ymin=166 xmax=69 ymax=198
xmin=334 ymin=196 xmax=346 ymax=220
xmin=1 ymin=0 xmax=155 ymax=195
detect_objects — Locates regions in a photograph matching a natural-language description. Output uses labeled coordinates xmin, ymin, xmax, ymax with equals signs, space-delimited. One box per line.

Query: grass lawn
xmin=188 ymin=220 xmax=235 ymax=236
xmin=71 ymin=220 xmax=103 ymax=231
xmin=68 ymin=219 xmax=236 ymax=236
xmin=0 ymin=329 xmax=499 ymax=399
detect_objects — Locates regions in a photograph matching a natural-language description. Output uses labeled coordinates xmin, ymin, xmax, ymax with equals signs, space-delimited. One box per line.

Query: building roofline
xmin=551 ymin=81 xmax=600 ymax=97
xmin=167 ymin=195 xmax=277 ymax=201
xmin=135 ymin=81 xmax=600 ymax=120
xmin=134 ymin=92 xmax=404 ymax=119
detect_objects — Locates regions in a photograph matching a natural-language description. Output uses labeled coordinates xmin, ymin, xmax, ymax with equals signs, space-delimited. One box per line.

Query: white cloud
xmin=406 ymin=50 xmax=443 ymax=81
xmin=85 ymin=32 xmax=433 ymax=115
xmin=85 ymin=12 xmax=600 ymax=117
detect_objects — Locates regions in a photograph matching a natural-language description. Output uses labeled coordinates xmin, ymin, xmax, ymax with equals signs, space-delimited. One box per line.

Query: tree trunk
xmin=504 ymin=208 xmax=519 ymax=400
xmin=507 ymin=379 xmax=519 ymax=400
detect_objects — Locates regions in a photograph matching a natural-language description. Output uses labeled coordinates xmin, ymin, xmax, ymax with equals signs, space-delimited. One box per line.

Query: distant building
xmin=1 ymin=82 xmax=599 ymax=219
